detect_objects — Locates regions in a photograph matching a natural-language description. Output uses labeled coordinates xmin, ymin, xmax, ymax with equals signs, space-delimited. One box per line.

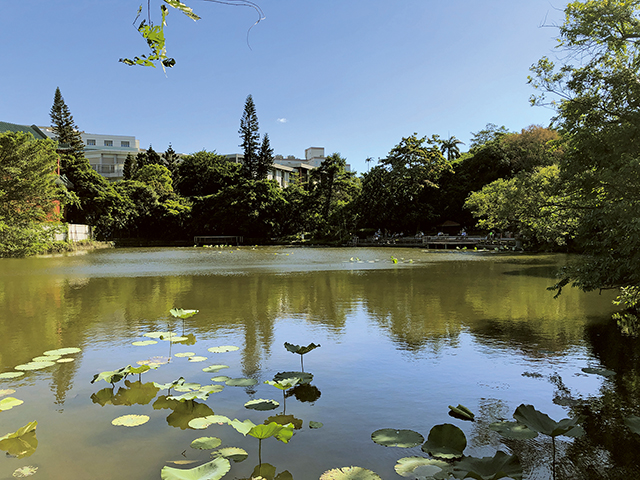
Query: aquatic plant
xmin=0 ymin=421 xmax=38 ymax=459
xmin=229 ymin=419 xmax=294 ymax=465
xmin=448 ymin=404 xmax=475 ymax=421
xmin=264 ymin=377 xmax=300 ymax=414
xmin=283 ymin=342 xmax=320 ymax=372
xmin=170 ymin=308 xmax=199 ymax=335
xmin=160 ymin=456 xmax=231 ymax=480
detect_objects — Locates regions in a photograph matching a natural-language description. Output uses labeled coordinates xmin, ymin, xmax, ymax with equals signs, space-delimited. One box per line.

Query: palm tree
xmin=440 ymin=136 xmax=464 ymax=161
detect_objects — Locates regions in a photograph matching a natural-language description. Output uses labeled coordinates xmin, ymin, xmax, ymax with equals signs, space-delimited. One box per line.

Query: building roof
xmin=0 ymin=121 xmax=48 ymax=140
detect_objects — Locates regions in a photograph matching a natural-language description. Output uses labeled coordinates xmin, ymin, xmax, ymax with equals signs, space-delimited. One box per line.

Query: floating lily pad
xmin=582 ymin=367 xmax=616 ymax=378
xmin=132 ymin=340 xmax=158 ymax=346
xmin=173 ymin=382 xmax=202 ymax=392
xmin=211 ymin=447 xmax=248 ymax=463
xmin=138 ymin=356 xmax=170 ymax=367
xmin=12 ymin=465 xmax=38 ymax=477
xmin=372 ymin=429 xmax=424 ymax=448
xmin=0 ymin=421 xmax=38 ymax=459
xmin=174 ymin=352 xmax=196 ymax=358
xmin=43 ymin=347 xmax=81 ymax=356
xmin=0 ymin=389 xmax=15 ymax=397
xmin=56 ymin=358 xmax=75 ymax=363
xmin=170 ymin=336 xmax=189 ymax=343
xmin=161 ymin=457 xmax=231 ymax=480
xmin=207 ymin=346 xmax=240 ymax=353
xmin=188 ymin=356 xmax=208 ymax=363
xmin=309 ymin=421 xmax=323 ymax=429
xmin=421 ymin=423 xmax=467 ymax=459
xmin=188 ymin=415 xmax=231 ymax=430
xmin=15 ymin=362 xmax=55 ymax=371
xmin=202 ymin=365 xmax=229 ymax=373
xmin=33 ymin=355 xmax=60 ymax=362
xmin=143 ymin=331 xmax=175 ymax=339
xmin=394 ymin=456 xmax=451 ymax=478
xmin=320 ymin=466 xmax=382 ymax=480
xmin=211 ymin=376 xmax=231 ymax=382
xmin=191 ymin=436 xmax=222 ymax=450
xmin=0 ymin=372 xmax=24 ymax=380
xmin=168 ymin=391 xmax=211 ymax=402
xmin=228 ymin=418 xmax=256 ymax=436
xmin=111 ymin=414 xmax=150 ymax=427
xmin=273 ymin=371 xmax=313 ymax=384
xmin=489 ymin=421 xmax=538 ymax=439
xmin=244 ymin=399 xmax=279 ymax=411
xmin=453 ymin=451 xmax=523 ymax=480
xmin=225 ymin=378 xmax=258 ymax=387
xmin=0 ymin=397 xmax=24 ymax=411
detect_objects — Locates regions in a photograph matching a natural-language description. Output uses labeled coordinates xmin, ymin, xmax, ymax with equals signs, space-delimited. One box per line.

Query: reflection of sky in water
xmin=0 ymin=248 xmax=626 ymax=479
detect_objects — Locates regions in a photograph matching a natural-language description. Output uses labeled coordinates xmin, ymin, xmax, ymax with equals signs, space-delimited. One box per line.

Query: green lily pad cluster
xmin=2 ymin=346 xmax=81 ymax=377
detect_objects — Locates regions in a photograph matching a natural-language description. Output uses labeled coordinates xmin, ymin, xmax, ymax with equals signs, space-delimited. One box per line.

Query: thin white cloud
xmin=277 ymin=118 xmax=288 ymax=123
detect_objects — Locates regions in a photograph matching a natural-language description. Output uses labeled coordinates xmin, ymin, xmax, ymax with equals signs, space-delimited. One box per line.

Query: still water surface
xmin=0 ymin=247 xmax=637 ymax=479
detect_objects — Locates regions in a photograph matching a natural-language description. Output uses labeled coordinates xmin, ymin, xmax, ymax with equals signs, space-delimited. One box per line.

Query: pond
xmin=0 ymin=247 xmax=638 ymax=480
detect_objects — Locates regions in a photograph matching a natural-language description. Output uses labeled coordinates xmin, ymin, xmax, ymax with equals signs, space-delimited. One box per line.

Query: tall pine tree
xmin=256 ymin=133 xmax=274 ymax=181
xmin=49 ymin=87 xmax=85 ymax=158
xmin=238 ymin=94 xmax=260 ymax=179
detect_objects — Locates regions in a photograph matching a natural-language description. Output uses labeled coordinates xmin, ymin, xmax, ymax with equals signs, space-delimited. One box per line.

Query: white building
xmin=39 ymin=127 xmax=140 ymax=181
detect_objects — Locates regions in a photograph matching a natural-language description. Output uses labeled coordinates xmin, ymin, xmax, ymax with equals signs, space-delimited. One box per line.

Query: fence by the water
xmin=193 ymin=235 xmax=244 ymax=246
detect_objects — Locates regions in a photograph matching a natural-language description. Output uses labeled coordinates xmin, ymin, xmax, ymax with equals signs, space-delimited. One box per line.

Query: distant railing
xmin=194 ymin=235 xmax=243 ymax=246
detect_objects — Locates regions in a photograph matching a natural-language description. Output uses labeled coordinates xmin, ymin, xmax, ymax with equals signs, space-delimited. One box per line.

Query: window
xmin=104 ymin=140 xmax=113 ymax=147
xmin=86 ymin=139 xmax=96 ymax=146
xmin=121 ymin=141 xmax=130 ymax=147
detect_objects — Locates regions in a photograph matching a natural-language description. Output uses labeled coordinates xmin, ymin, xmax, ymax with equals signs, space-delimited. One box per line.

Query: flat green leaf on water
xmin=15 ymin=362 xmax=55 ymax=371
xmin=188 ymin=415 xmax=231 ymax=430
xmin=264 ymin=378 xmax=300 ymax=390
xmin=489 ymin=420 xmax=538 ymax=439
xmin=0 ymin=372 xmax=24 ymax=380
xmin=453 ymin=451 xmax=523 ymax=480
xmin=199 ymin=385 xmax=224 ymax=394
xmin=0 ymin=388 xmax=15 ymax=397
xmin=309 ymin=421 xmax=323 ymax=429
xmin=33 ymin=355 xmax=60 ymax=362
xmin=0 ymin=421 xmax=38 ymax=459
xmin=211 ymin=376 xmax=230 ymax=382
xmin=170 ymin=336 xmax=189 ymax=343
xmin=211 ymin=447 xmax=248 ymax=463
xmin=394 ymin=456 xmax=451 ymax=479
xmin=320 ymin=466 xmax=382 ymax=480
xmin=174 ymin=352 xmax=196 ymax=358
xmin=43 ymin=347 xmax=81 ymax=356
xmin=56 ymin=358 xmax=75 ymax=363
xmin=244 ymin=399 xmax=279 ymax=411
xmin=12 ymin=465 xmax=38 ymax=477
xmin=0 ymin=397 xmax=23 ymax=411
xmin=168 ymin=391 xmax=210 ymax=402
xmin=188 ymin=356 xmax=208 ymax=362
xmin=207 ymin=346 xmax=240 ymax=353
xmin=161 ymin=457 xmax=231 ymax=480
xmin=132 ymin=340 xmax=158 ymax=346
xmin=0 ymin=422 xmax=37 ymax=442
xmin=582 ymin=367 xmax=616 ymax=378
xmin=111 ymin=414 xmax=150 ymax=427
xmin=421 ymin=424 xmax=467 ymax=459
xmin=143 ymin=331 xmax=176 ymax=339
xmin=191 ymin=436 xmax=222 ymax=450
xmin=202 ymin=365 xmax=229 ymax=373
xmin=273 ymin=371 xmax=313 ymax=384
xmin=229 ymin=418 xmax=256 ymax=436
xmin=371 ymin=428 xmax=424 ymax=448
xmin=225 ymin=378 xmax=258 ymax=387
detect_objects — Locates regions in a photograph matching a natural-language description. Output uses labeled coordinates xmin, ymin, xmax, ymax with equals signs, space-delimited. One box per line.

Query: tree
xmin=123 ymin=153 xmax=136 ymax=180
xmin=163 ymin=143 xmax=180 ymax=178
xmin=49 ymin=87 xmax=84 ymax=158
xmin=440 ymin=135 xmax=464 ymax=161
xmin=0 ymin=131 xmax=63 ymax=256
xmin=256 ymin=133 xmax=274 ymax=181
xmin=175 ymin=150 xmax=242 ymax=197
xmin=133 ymin=164 xmax=174 ymax=196
xmin=239 ymin=94 xmax=260 ymax=180
xmin=528 ymin=0 xmax=640 ymax=301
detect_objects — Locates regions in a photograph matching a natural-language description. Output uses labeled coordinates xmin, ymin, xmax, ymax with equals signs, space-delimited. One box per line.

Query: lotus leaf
xmin=207 ymin=346 xmax=240 ymax=353
xmin=15 ymin=361 xmax=55 ymax=371
xmin=128 ymin=365 xmax=152 ymax=375
xmin=229 ymin=418 xmax=256 ymax=436
xmin=168 ymin=391 xmax=211 ymax=402
xmin=309 ymin=421 xmax=323 ymax=429
xmin=372 ymin=428 xmax=424 ymax=448
xmin=0 ymin=397 xmax=23 ymax=411
xmin=513 ymin=404 xmax=584 ymax=438
xmin=489 ymin=421 xmax=538 ymax=440
xmin=581 ymin=367 xmax=616 ymax=378
xmin=170 ymin=336 xmax=190 ymax=343
xmin=170 ymin=379 xmax=201 ymax=392
xmin=251 ymin=463 xmax=277 ymax=480
xmin=248 ymin=422 xmax=294 ymax=443
xmin=245 ymin=399 xmax=280 ymax=411
xmin=225 ymin=378 xmax=258 ymax=387
xmin=43 ymin=347 xmax=81 ymax=356
xmin=319 ymin=466 xmax=382 ymax=480
xmin=111 ymin=380 xmax=160 ymax=406
xmin=265 ymin=414 xmax=303 ymax=430
xmin=625 ymin=415 xmax=640 ymax=435
xmin=132 ymin=340 xmax=158 ymax=346
xmin=264 ymin=378 xmax=300 ymax=390
xmin=0 ymin=388 xmax=15 ymax=397
xmin=191 ymin=436 xmax=222 ymax=450
xmin=174 ymin=352 xmax=196 ymax=358
xmin=144 ymin=331 xmax=176 ymax=339
xmin=421 ymin=424 xmax=467 ymax=459
xmin=273 ymin=371 xmax=313 ymax=385
xmin=188 ymin=415 xmax=231 ymax=429
xmin=453 ymin=451 xmax=523 ymax=480
xmin=284 ymin=342 xmax=321 ymax=355
xmin=448 ymin=404 xmax=475 ymax=421
xmin=112 ymin=414 xmax=150 ymax=427
xmin=202 ymin=365 xmax=229 ymax=373
xmin=0 ymin=372 xmax=24 ymax=379
xmin=188 ymin=356 xmax=208 ymax=362
xmin=394 ymin=457 xmax=451 ymax=479
xmin=161 ymin=457 xmax=231 ymax=480
xmin=12 ymin=465 xmax=38 ymax=477
xmin=199 ymin=385 xmax=225 ymax=394
xmin=211 ymin=447 xmax=248 ymax=463
xmin=211 ymin=376 xmax=231 ymax=382
xmin=170 ymin=308 xmax=199 ymax=319
xmin=138 ymin=356 xmax=171 ymax=367
xmin=92 ymin=365 xmax=133 ymax=385
xmin=0 ymin=421 xmax=38 ymax=459
xmin=57 ymin=358 xmax=75 ymax=363
xmin=158 ymin=398 xmax=215 ymax=430
xmin=33 ymin=355 xmax=60 ymax=361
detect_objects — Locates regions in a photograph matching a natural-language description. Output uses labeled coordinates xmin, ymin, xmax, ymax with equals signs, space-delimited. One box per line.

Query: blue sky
xmin=1 ymin=1 xmax=566 ymax=173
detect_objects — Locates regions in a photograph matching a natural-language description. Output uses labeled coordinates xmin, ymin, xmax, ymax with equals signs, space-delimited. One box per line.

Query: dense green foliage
xmin=50 ymin=87 xmax=84 ymax=158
